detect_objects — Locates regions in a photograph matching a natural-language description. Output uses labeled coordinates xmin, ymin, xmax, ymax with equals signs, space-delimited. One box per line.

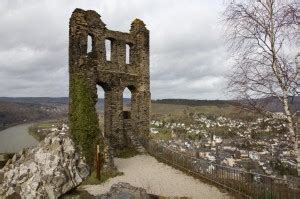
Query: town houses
xmin=150 ymin=113 xmax=297 ymax=177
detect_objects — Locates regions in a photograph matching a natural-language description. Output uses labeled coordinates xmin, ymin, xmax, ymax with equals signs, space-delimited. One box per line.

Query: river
xmin=0 ymin=123 xmax=38 ymax=153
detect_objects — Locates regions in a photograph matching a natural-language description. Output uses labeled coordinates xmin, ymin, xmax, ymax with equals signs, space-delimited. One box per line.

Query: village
xmin=1 ymin=1 xmax=299 ymax=197
xmin=32 ymin=110 xmax=298 ymax=180
xmin=150 ymin=112 xmax=297 ymax=178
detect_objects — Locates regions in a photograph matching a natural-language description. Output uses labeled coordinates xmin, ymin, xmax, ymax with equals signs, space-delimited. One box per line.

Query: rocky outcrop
xmin=0 ymin=131 xmax=89 ymax=199
xmin=62 ymin=183 xmax=151 ymax=199
xmin=99 ymin=182 xmax=150 ymax=199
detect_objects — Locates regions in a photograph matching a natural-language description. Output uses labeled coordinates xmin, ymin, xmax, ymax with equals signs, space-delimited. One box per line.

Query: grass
xmin=28 ymin=119 xmax=69 ymax=141
xmin=151 ymin=129 xmax=172 ymax=141
xmin=28 ymin=120 xmax=58 ymax=141
xmin=32 ymin=120 xmax=60 ymax=129
xmin=82 ymin=170 xmax=124 ymax=185
xmin=28 ymin=130 xmax=44 ymax=141
xmin=115 ymin=147 xmax=140 ymax=159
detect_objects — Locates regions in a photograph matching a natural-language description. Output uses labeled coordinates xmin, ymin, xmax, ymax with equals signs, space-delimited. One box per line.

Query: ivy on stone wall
xmin=70 ymin=73 xmax=103 ymax=168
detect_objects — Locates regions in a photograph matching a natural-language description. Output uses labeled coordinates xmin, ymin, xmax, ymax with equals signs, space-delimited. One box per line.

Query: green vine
xmin=69 ymin=73 xmax=103 ymax=168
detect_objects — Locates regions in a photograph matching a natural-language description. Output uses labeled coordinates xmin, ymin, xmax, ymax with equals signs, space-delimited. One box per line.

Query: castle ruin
xmin=69 ymin=9 xmax=150 ymax=166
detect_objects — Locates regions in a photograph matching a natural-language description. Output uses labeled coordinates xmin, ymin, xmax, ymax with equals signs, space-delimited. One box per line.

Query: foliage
xmin=28 ymin=126 xmax=46 ymax=141
xmin=272 ymin=160 xmax=298 ymax=176
xmin=0 ymin=100 xmax=66 ymax=131
xmin=151 ymin=128 xmax=172 ymax=141
xmin=223 ymin=0 xmax=300 ymax=138
xmin=115 ymin=147 xmax=140 ymax=159
xmin=69 ymin=73 xmax=103 ymax=169
xmin=186 ymin=133 xmax=202 ymax=141
xmin=209 ymin=126 xmax=237 ymax=138
xmin=152 ymin=99 xmax=237 ymax=107
xmin=151 ymin=102 xmax=259 ymax=123
xmin=28 ymin=120 xmax=64 ymax=141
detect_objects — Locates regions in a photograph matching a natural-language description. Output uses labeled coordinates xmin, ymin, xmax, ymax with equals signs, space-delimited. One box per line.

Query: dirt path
xmin=83 ymin=154 xmax=232 ymax=198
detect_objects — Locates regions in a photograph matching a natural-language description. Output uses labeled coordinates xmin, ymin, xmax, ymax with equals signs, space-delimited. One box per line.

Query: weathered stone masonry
xmin=69 ymin=9 xmax=150 ymax=166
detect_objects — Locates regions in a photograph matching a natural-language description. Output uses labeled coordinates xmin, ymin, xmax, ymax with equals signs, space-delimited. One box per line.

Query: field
xmin=28 ymin=119 xmax=68 ymax=141
xmin=151 ymin=102 xmax=258 ymax=121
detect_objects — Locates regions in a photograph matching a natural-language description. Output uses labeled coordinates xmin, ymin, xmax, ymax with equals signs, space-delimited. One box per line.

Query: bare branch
xmin=223 ymin=0 xmax=299 ymax=139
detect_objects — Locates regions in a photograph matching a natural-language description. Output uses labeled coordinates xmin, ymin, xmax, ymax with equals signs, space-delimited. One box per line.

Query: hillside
xmin=152 ymin=99 xmax=238 ymax=107
xmin=0 ymin=100 xmax=67 ymax=131
xmin=0 ymin=97 xmax=69 ymax=105
xmin=152 ymin=97 xmax=300 ymax=113
xmin=0 ymin=97 xmax=129 ymax=112
xmin=0 ymin=97 xmax=130 ymax=130
xmin=0 ymin=96 xmax=298 ymax=131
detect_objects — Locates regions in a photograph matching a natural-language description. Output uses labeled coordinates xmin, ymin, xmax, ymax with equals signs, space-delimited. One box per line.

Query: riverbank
xmin=0 ymin=121 xmax=28 ymax=132
xmin=0 ymin=123 xmax=39 ymax=153
xmin=28 ymin=118 xmax=68 ymax=141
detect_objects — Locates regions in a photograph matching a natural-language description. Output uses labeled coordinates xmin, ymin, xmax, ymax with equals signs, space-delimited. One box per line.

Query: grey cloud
xmin=0 ymin=0 xmax=230 ymax=99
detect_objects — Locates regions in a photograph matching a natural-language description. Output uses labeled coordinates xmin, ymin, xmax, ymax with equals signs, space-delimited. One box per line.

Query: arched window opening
xmin=97 ymin=85 xmax=105 ymax=133
xmin=123 ymin=87 xmax=132 ymax=119
xmin=125 ymin=44 xmax=130 ymax=64
xmin=105 ymin=39 xmax=112 ymax=61
xmin=87 ymin=35 xmax=93 ymax=53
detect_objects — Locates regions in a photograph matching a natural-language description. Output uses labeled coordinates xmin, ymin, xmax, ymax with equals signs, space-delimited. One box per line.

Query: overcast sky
xmin=0 ymin=0 xmax=231 ymax=99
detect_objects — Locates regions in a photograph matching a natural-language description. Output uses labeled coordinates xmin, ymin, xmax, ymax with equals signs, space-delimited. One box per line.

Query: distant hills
xmin=0 ymin=97 xmax=126 ymax=130
xmin=0 ymin=96 xmax=299 ymax=131
xmin=0 ymin=99 xmax=67 ymax=131
xmin=152 ymin=97 xmax=300 ymax=113
xmin=0 ymin=97 xmax=70 ymax=105
xmin=152 ymin=99 xmax=238 ymax=107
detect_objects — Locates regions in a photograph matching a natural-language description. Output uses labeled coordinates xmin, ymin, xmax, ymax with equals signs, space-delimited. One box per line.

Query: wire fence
xmin=139 ymin=137 xmax=300 ymax=199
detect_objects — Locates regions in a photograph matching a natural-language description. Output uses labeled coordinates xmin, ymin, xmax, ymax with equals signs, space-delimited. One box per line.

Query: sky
xmin=0 ymin=0 xmax=231 ymax=99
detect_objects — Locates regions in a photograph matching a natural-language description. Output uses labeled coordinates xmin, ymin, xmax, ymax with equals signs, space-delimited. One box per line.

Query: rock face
xmin=61 ymin=183 xmax=151 ymax=199
xmin=99 ymin=182 xmax=150 ymax=199
xmin=0 ymin=131 xmax=89 ymax=199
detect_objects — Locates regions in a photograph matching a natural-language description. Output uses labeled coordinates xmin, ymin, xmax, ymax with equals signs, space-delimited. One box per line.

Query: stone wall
xmin=69 ymin=9 xmax=150 ymax=167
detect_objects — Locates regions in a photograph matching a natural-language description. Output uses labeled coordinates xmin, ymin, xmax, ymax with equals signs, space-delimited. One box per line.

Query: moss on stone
xmin=115 ymin=147 xmax=140 ymax=159
xmin=70 ymin=73 xmax=103 ymax=168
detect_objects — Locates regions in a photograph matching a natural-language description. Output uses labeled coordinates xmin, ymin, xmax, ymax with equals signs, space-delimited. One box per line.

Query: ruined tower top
xmin=131 ymin=19 xmax=147 ymax=31
xmin=69 ymin=8 xmax=150 ymax=84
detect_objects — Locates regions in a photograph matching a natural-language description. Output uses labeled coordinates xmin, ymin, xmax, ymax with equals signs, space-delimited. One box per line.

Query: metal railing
xmin=139 ymin=137 xmax=300 ymax=199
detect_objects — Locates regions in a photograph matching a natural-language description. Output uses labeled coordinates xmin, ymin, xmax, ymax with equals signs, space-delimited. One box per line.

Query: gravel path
xmin=83 ymin=154 xmax=232 ymax=198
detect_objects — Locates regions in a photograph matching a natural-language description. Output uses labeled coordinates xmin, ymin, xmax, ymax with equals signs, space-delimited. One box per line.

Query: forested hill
xmin=152 ymin=97 xmax=300 ymax=112
xmin=152 ymin=99 xmax=238 ymax=107
xmin=0 ymin=97 xmax=299 ymax=131
xmin=0 ymin=100 xmax=67 ymax=131
xmin=0 ymin=97 xmax=69 ymax=105
xmin=0 ymin=97 xmax=122 ymax=130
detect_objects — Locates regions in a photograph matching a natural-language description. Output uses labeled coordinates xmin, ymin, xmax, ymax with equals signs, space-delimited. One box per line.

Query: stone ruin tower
xmin=69 ymin=9 xmax=150 ymax=166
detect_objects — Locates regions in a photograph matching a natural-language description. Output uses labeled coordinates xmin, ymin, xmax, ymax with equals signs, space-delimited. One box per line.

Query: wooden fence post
xmin=96 ymin=145 xmax=101 ymax=180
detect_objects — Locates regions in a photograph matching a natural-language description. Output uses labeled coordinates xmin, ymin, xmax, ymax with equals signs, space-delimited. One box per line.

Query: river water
xmin=0 ymin=123 xmax=38 ymax=153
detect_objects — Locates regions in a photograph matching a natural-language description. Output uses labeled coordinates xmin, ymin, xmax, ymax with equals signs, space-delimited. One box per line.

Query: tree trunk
xmin=296 ymin=116 xmax=300 ymax=176
xmin=282 ymin=95 xmax=297 ymax=153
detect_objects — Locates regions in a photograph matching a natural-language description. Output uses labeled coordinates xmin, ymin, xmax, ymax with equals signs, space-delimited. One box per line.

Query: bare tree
xmin=223 ymin=0 xmax=300 ymax=149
